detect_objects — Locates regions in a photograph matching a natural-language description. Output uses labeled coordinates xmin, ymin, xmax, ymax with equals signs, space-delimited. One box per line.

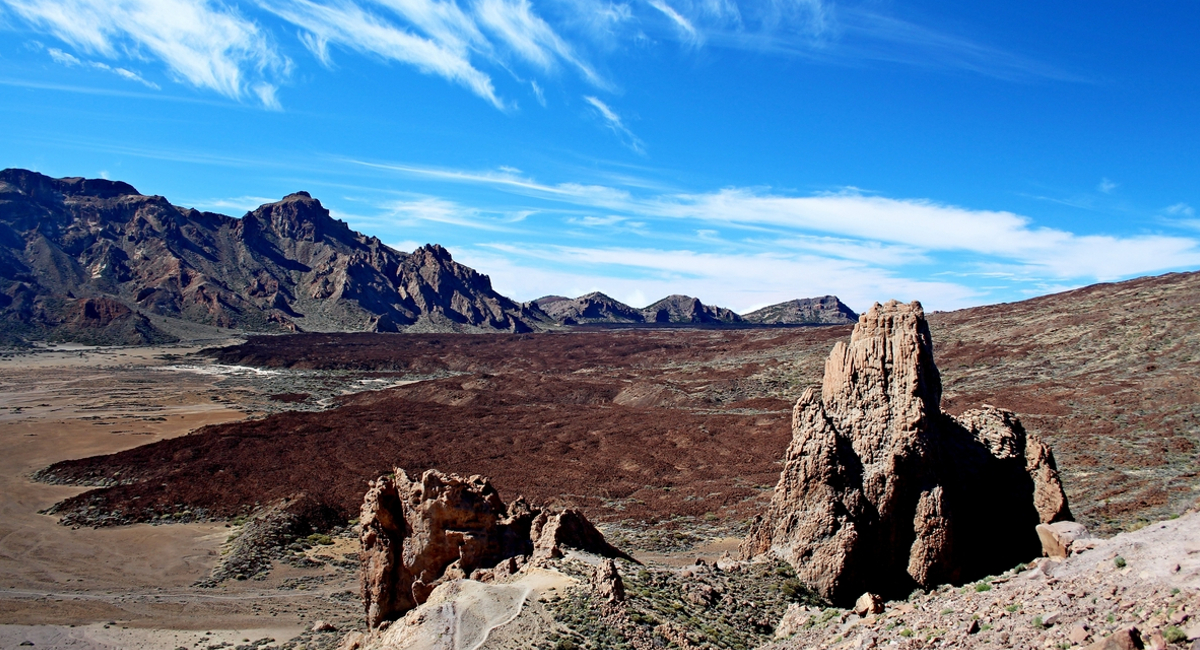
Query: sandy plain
xmin=0 ymin=342 xmax=363 ymax=649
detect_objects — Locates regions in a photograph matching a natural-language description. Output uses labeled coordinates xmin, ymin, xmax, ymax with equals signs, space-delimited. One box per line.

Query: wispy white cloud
xmin=568 ymin=214 xmax=627 ymax=226
xmin=188 ymin=195 xmax=280 ymax=212
xmin=647 ymin=0 xmax=698 ymax=41
xmin=46 ymin=46 xmax=79 ymax=65
xmin=5 ymin=0 xmax=287 ymax=106
xmin=1165 ymin=202 xmax=1194 ymax=217
xmin=377 ymin=196 xmax=530 ymax=232
xmin=649 ymin=188 xmax=1200 ymax=280
xmin=46 ymin=46 xmax=161 ymax=88
xmin=583 ymin=95 xmax=645 ymax=153
xmin=464 ymin=242 xmax=976 ymax=312
xmin=259 ymin=0 xmax=503 ymax=108
xmin=1098 ymin=177 xmax=1118 ymax=194
xmin=1164 ymin=203 xmax=1200 ymax=231
xmin=354 ymin=158 xmax=1200 ymax=284
xmin=475 ymin=0 xmax=607 ymax=88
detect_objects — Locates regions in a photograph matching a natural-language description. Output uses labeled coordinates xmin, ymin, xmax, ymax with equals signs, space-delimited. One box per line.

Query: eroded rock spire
xmin=741 ymin=300 xmax=1070 ymax=605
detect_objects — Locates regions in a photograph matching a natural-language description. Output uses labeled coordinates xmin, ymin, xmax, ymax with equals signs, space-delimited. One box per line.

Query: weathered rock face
xmin=742 ymin=296 xmax=859 ymax=325
xmin=641 ymin=294 xmax=742 ymax=324
xmin=0 ymin=169 xmax=547 ymax=343
xmin=741 ymin=300 xmax=1071 ymax=605
xmin=359 ymin=468 xmax=630 ymax=628
xmin=533 ymin=291 xmax=646 ymax=325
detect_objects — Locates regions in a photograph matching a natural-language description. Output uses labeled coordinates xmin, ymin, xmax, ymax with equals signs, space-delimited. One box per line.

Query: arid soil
xmin=35 ymin=270 xmax=1200 ymax=550
xmin=930 ymin=270 xmax=1200 ymax=534
xmin=764 ymin=509 xmax=1200 ymax=650
xmin=0 ymin=343 xmax=408 ymax=648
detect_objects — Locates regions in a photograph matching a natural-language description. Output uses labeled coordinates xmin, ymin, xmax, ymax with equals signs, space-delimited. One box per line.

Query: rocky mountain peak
xmin=0 ymin=168 xmax=141 ymax=203
xmin=242 ymin=191 xmax=352 ymax=244
xmin=535 ymin=291 xmax=645 ymax=324
xmin=643 ymin=294 xmax=742 ymax=324
xmin=742 ymin=295 xmax=859 ymax=325
xmin=741 ymin=299 xmax=1070 ymax=605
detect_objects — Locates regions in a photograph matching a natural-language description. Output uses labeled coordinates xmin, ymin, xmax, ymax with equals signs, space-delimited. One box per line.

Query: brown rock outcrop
xmin=741 ymin=300 xmax=1071 ymax=605
xmin=592 ymin=558 xmax=626 ymax=603
xmin=359 ymin=468 xmax=631 ymax=629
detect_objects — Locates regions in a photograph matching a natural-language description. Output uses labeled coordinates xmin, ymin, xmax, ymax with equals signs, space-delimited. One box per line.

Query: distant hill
xmin=532 ymin=291 xmax=645 ymax=325
xmin=0 ymin=169 xmax=548 ymax=344
xmin=641 ymin=294 xmax=742 ymax=324
xmin=532 ymin=292 xmax=860 ymax=327
xmin=742 ymin=296 xmax=858 ymax=325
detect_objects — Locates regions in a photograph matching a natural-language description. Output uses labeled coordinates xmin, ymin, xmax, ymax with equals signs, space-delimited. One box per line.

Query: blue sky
xmin=1 ymin=0 xmax=1198 ymax=313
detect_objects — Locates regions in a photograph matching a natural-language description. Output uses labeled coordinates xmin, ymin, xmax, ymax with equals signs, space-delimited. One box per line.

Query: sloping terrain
xmin=0 ymin=169 xmax=545 ymax=343
xmin=929 ymin=270 xmax=1200 ymax=534
xmin=33 ymin=270 xmax=1200 ymax=544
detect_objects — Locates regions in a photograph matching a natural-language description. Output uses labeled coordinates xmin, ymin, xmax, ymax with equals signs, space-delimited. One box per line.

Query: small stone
xmin=967 ymin=619 xmax=980 ymax=634
xmin=1147 ymin=631 xmax=1167 ymax=650
xmin=1043 ymin=611 xmax=1062 ymax=627
xmin=854 ymin=592 xmax=885 ymax=616
xmin=1069 ymin=624 xmax=1092 ymax=644
xmin=311 ymin=620 xmax=336 ymax=632
xmin=1082 ymin=626 xmax=1144 ymax=650
xmin=775 ymin=603 xmax=807 ymax=639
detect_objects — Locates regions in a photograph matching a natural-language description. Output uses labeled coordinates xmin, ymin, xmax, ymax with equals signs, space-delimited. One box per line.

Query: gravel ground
xmin=762 ymin=510 xmax=1200 ymax=650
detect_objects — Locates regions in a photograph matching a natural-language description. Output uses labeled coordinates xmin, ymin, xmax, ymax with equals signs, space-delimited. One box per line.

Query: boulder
xmin=854 ymin=592 xmax=884 ymax=616
xmin=359 ymin=467 xmax=631 ymax=628
xmin=592 ymin=558 xmax=626 ymax=603
xmin=775 ymin=603 xmax=809 ymax=639
xmin=1037 ymin=521 xmax=1093 ymax=559
xmin=1083 ymin=627 xmax=1145 ymax=650
xmin=741 ymin=300 xmax=1071 ymax=605
xmin=530 ymin=508 xmax=634 ymax=563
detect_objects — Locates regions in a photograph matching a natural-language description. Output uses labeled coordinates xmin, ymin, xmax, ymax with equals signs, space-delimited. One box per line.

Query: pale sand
xmin=0 ymin=342 xmax=326 ymax=647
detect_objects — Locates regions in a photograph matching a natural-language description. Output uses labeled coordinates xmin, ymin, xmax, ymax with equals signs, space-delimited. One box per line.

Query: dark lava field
xmin=37 ymin=270 xmax=1200 ymax=543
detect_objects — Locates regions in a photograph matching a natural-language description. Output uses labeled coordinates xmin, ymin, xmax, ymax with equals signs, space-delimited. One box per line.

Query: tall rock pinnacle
xmin=741 ymin=300 xmax=1070 ymax=605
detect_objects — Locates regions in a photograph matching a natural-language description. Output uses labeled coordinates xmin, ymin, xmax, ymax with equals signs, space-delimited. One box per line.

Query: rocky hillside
xmin=766 ymin=509 xmax=1200 ymax=650
xmin=641 ymin=294 xmax=743 ymax=324
xmin=0 ymin=169 xmax=547 ymax=343
xmin=533 ymin=291 xmax=646 ymax=324
xmin=743 ymin=295 xmax=859 ymax=325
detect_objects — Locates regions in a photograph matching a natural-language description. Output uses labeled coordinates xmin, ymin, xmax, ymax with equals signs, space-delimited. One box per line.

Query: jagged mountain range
xmin=0 ymin=169 xmax=856 ymax=344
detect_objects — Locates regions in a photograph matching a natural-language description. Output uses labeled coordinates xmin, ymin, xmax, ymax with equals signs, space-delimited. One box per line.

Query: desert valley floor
xmin=1 ymin=271 xmax=1199 ymax=649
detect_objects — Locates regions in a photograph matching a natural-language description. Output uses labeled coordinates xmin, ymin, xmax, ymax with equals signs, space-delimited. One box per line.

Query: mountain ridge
xmin=0 ymin=169 xmax=547 ymax=343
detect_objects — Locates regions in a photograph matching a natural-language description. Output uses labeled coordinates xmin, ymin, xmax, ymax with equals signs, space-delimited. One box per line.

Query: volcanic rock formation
xmin=741 ymin=300 xmax=1071 ymax=605
xmin=641 ymin=294 xmax=742 ymax=324
xmin=360 ymin=468 xmax=631 ymax=628
xmin=742 ymin=296 xmax=859 ymax=325
xmin=533 ymin=291 xmax=646 ymax=325
xmin=0 ymin=169 xmax=546 ymax=342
